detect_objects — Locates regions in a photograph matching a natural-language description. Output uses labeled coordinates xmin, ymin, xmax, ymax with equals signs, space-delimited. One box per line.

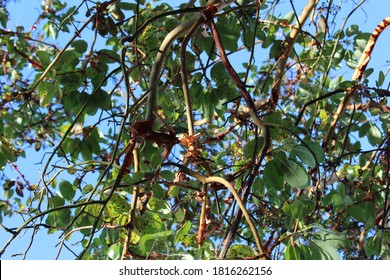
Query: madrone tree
xmin=0 ymin=0 xmax=389 ymax=259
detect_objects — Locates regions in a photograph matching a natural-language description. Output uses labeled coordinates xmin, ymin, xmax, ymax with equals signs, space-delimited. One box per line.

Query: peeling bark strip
xmin=352 ymin=16 xmax=390 ymax=81
xmin=323 ymin=16 xmax=390 ymax=149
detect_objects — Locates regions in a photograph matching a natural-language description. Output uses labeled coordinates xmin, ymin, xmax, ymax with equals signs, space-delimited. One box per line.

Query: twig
xmin=121 ymin=149 xmax=140 ymax=259
xmin=270 ymin=0 xmax=319 ymax=107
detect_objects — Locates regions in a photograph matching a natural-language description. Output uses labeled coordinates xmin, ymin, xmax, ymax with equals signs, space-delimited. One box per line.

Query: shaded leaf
xmin=303 ymin=140 xmax=325 ymax=164
xmin=285 ymin=243 xmax=302 ymax=260
xmin=290 ymin=144 xmax=316 ymax=168
xmin=348 ymin=201 xmax=375 ymax=229
xmin=243 ymin=137 xmax=264 ymax=159
xmin=279 ymin=159 xmax=310 ymax=189
xmin=139 ymin=230 xmax=173 ymax=255
xmin=71 ymin=40 xmax=88 ymax=53
xmin=264 ymin=159 xmax=284 ymax=191
xmin=152 ymin=183 xmax=165 ymax=200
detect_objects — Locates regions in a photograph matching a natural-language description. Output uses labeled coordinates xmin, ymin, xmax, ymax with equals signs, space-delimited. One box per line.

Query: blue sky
xmin=0 ymin=0 xmax=389 ymax=259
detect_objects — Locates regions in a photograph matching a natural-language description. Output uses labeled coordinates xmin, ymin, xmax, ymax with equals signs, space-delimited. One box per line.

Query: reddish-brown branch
xmin=113 ymin=139 xmax=136 ymax=188
xmin=206 ymin=17 xmax=256 ymax=110
xmin=131 ymin=120 xmax=179 ymax=163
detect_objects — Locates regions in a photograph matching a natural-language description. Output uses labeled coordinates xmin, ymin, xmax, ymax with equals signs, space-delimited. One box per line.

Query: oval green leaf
xmin=280 ymin=159 xmax=310 ymax=189
xmin=59 ymin=180 xmax=76 ymax=201
xmin=264 ymin=159 xmax=284 ymax=191
xmin=291 ymin=144 xmax=316 ymax=168
xmin=107 ymin=243 xmax=122 ymax=260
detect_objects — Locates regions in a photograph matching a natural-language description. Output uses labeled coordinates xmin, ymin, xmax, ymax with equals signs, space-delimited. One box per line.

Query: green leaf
xmin=269 ymin=40 xmax=282 ymax=59
xmin=377 ymin=70 xmax=385 ymax=87
xmin=201 ymin=90 xmax=218 ymax=120
xmin=346 ymin=24 xmax=359 ymax=37
xmin=36 ymin=50 xmax=52 ymax=68
xmin=290 ymin=199 xmax=314 ymax=219
xmin=133 ymin=171 xmax=145 ymax=183
xmin=243 ymin=137 xmax=264 ymax=159
xmin=148 ymin=197 xmax=172 ymax=219
xmin=174 ymin=207 xmax=185 ymax=223
xmin=80 ymin=138 xmax=96 ymax=158
xmin=380 ymin=113 xmax=390 ymax=125
xmin=80 ymin=140 xmax=92 ymax=161
xmin=160 ymin=170 xmax=174 ymax=181
xmin=84 ymin=202 xmax=100 ymax=217
xmin=354 ymin=33 xmax=370 ymax=51
xmin=367 ymin=124 xmax=382 ymax=146
xmin=59 ymin=72 xmax=84 ymax=90
xmin=290 ymin=144 xmax=316 ymax=168
xmin=43 ymin=21 xmax=58 ymax=39
xmin=359 ymin=122 xmax=370 ymax=138
xmin=71 ymin=40 xmax=88 ymax=53
xmin=332 ymin=193 xmax=345 ymax=208
xmin=150 ymin=153 xmax=163 ymax=168
xmin=303 ymin=140 xmax=325 ymax=164
xmin=329 ymin=76 xmax=344 ymax=90
xmin=59 ymin=180 xmax=76 ymax=201
xmin=51 ymin=195 xmax=65 ymax=207
xmin=98 ymin=49 xmax=120 ymax=63
xmin=210 ymin=62 xmax=231 ymax=85
xmin=0 ymin=7 xmax=8 ymax=28
xmin=300 ymin=244 xmax=314 ymax=260
xmin=285 ymin=243 xmax=302 ymax=260
xmin=331 ymin=183 xmax=353 ymax=210
xmin=284 ymin=11 xmax=295 ymax=24
xmin=152 ymin=183 xmax=165 ymax=200
xmin=168 ymin=185 xmax=180 ymax=198
xmin=64 ymin=90 xmax=86 ymax=114
xmin=55 ymin=50 xmax=78 ymax=71
xmin=279 ymin=159 xmax=310 ymax=189
xmin=241 ymin=15 xmax=256 ymax=48
xmin=216 ymin=15 xmax=240 ymax=52
xmin=174 ymin=220 xmax=191 ymax=244
xmin=105 ymin=194 xmax=130 ymax=225
xmin=105 ymin=228 xmax=120 ymax=245
xmin=118 ymin=3 xmax=137 ymax=10
xmin=91 ymin=89 xmax=112 ymax=111
xmin=105 ymin=16 xmax=118 ymax=36
xmin=309 ymin=239 xmax=340 ymax=260
xmin=264 ymin=159 xmax=284 ymax=191
xmin=57 ymin=209 xmax=72 ymax=228
xmin=194 ymin=33 xmax=215 ymax=56
xmin=107 ymin=243 xmax=122 ymax=260
xmin=373 ymin=232 xmax=384 ymax=256
xmin=37 ymin=80 xmax=57 ymax=107
xmin=139 ymin=230 xmax=173 ymax=254
xmin=365 ymin=236 xmax=374 ymax=257
xmin=140 ymin=211 xmax=166 ymax=234
xmin=227 ymin=244 xmax=257 ymax=259
xmin=348 ymin=201 xmax=375 ymax=229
